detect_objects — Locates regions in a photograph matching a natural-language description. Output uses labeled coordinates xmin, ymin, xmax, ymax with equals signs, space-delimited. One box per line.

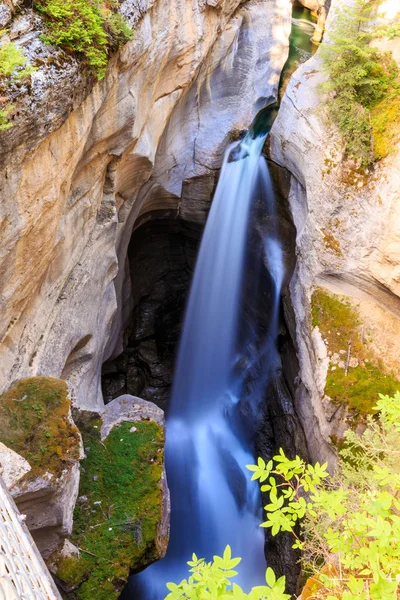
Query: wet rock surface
xmin=102 ymin=218 xmax=202 ymax=408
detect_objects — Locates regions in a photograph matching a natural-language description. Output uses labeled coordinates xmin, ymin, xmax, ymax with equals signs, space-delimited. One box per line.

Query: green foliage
xmin=311 ymin=288 xmax=400 ymax=414
xmin=319 ymin=0 xmax=400 ymax=166
xmin=0 ymin=42 xmax=28 ymax=77
xmin=34 ymin=0 xmax=133 ymax=79
xmin=0 ymin=105 xmax=13 ymax=131
xmin=57 ymin=418 xmax=165 ymax=600
xmin=374 ymin=20 xmax=400 ymax=40
xmin=0 ymin=41 xmax=36 ymax=131
xmin=165 ymin=545 xmax=290 ymax=600
xmin=248 ymin=392 xmax=400 ymax=600
xmin=0 ymin=42 xmax=35 ymax=81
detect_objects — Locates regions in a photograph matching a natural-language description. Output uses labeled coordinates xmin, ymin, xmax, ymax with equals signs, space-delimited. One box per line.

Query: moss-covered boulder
xmin=0 ymin=377 xmax=82 ymax=557
xmin=52 ymin=395 xmax=169 ymax=600
xmin=311 ymin=288 xmax=400 ymax=416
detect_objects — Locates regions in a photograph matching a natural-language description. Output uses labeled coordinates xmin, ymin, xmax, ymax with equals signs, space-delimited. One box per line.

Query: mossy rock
xmin=55 ymin=418 xmax=165 ymax=599
xmin=311 ymin=288 xmax=400 ymax=415
xmin=0 ymin=377 xmax=81 ymax=481
xmin=371 ymin=90 xmax=400 ymax=161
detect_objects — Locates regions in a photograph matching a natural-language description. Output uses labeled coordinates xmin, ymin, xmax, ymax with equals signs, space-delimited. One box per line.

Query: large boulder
xmin=0 ymin=377 xmax=83 ymax=558
xmin=50 ymin=395 xmax=169 ymax=599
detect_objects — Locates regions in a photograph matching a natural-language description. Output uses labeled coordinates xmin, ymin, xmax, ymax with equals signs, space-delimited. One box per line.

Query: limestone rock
xmin=12 ymin=464 xmax=81 ymax=558
xmin=0 ymin=0 xmax=292 ymax=415
xmin=101 ymin=394 xmax=169 ymax=556
xmin=311 ymin=326 xmax=329 ymax=396
xmin=269 ymin=0 xmax=400 ymax=463
xmin=101 ymin=394 xmax=165 ymax=440
xmin=0 ymin=442 xmax=31 ymax=489
xmin=0 ymin=4 xmax=12 ymax=28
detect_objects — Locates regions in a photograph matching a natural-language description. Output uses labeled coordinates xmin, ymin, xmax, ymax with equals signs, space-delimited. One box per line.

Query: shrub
xmin=248 ymin=392 xmax=400 ymax=600
xmin=34 ymin=0 xmax=133 ymax=79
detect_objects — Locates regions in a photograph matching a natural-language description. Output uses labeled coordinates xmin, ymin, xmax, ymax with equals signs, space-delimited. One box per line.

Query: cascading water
xmin=125 ymin=130 xmax=284 ymax=599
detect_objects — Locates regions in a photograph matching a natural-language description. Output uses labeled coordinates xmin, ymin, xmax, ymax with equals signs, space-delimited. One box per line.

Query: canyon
xmin=0 ymin=0 xmax=399 ymax=597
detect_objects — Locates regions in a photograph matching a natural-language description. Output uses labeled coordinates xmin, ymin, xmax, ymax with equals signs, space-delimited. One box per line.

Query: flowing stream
xmin=126 ymin=130 xmax=284 ymax=599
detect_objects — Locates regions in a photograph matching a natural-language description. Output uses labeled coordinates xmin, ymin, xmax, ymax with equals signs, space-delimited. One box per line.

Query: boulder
xmin=0 ymin=378 xmax=83 ymax=558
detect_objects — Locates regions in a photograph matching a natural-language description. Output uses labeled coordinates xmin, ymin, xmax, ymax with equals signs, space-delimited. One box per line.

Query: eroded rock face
xmin=0 ymin=0 xmax=292 ymax=413
xmin=0 ymin=442 xmax=31 ymax=488
xmin=0 ymin=377 xmax=83 ymax=558
xmin=12 ymin=463 xmax=81 ymax=559
xmin=269 ymin=0 xmax=400 ymax=463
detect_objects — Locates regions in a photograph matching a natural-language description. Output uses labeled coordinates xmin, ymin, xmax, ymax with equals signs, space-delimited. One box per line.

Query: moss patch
xmin=0 ymin=377 xmax=80 ymax=479
xmin=371 ymin=88 xmax=400 ymax=161
xmin=311 ymin=289 xmax=400 ymax=415
xmin=57 ymin=418 xmax=164 ymax=600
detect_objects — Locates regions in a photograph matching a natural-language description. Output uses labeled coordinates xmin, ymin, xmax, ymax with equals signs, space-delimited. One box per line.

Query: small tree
xmin=319 ymin=0 xmax=399 ymax=166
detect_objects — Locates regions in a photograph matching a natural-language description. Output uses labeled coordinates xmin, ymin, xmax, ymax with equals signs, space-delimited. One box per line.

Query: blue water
xmin=126 ymin=132 xmax=284 ymax=599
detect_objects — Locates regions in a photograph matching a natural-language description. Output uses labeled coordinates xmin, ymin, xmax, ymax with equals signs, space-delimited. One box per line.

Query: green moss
xmin=311 ymin=288 xmax=400 ymax=415
xmin=57 ymin=418 xmax=164 ymax=599
xmin=0 ymin=377 xmax=80 ymax=479
xmin=0 ymin=105 xmax=13 ymax=131
xmin=326 ymin=362 xmax=400 ymax=414
xmin=33 ymin=0 xmax=133 ymax=79
xmin=56 ymin=554 xmax=90 ymax=589
xmin=371 ymin=88 xmax=400 ymax=160
xmin=0 ymin=42 xmax=27 ymax=77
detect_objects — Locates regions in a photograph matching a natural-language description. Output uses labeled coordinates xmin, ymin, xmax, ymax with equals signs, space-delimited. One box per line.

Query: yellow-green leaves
xmin=0 ymin=41 xmax=35 ymax=79
xmin=246 ymin=452 xmax=328 ymax=538
xmin=165 ymin=546 xmax=290 ymax=599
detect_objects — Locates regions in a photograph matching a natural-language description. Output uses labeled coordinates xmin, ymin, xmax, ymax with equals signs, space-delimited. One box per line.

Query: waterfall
xmin=125 ymin=131 xmax=284 ymax=599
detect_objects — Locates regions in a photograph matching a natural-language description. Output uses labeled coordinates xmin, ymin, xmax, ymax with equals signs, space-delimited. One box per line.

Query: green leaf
xmin=265 ymin=567 xmax=276 ymax=587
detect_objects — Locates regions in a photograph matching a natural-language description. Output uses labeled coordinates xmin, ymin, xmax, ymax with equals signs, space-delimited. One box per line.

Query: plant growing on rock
xmin=171 ymin=392 xmax=400 ymax=599
xmin=34 ymin=0 xmax=133 ymax=79
xmin=0 ymin=41 xmax=36 ymax=129
xmin=248 ymin=392 xmax=400 ymax=600
xmin=319 ymin=0 xmax=400 ymax=166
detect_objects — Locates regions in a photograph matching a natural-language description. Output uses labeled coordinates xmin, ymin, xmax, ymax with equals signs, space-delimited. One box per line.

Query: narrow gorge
xmin=0 ymin=0 xmax=399 ymax=599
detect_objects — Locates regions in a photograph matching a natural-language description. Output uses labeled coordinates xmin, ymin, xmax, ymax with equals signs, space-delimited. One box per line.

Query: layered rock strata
xmin=0 ymin=0 xmax=292 ymax=414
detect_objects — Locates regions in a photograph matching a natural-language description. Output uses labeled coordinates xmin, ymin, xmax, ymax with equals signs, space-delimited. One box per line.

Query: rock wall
xmin=269 ymin=0 xmax=400 ymax=463
xmin=0 ymin=0 xmax=292 ymax=411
